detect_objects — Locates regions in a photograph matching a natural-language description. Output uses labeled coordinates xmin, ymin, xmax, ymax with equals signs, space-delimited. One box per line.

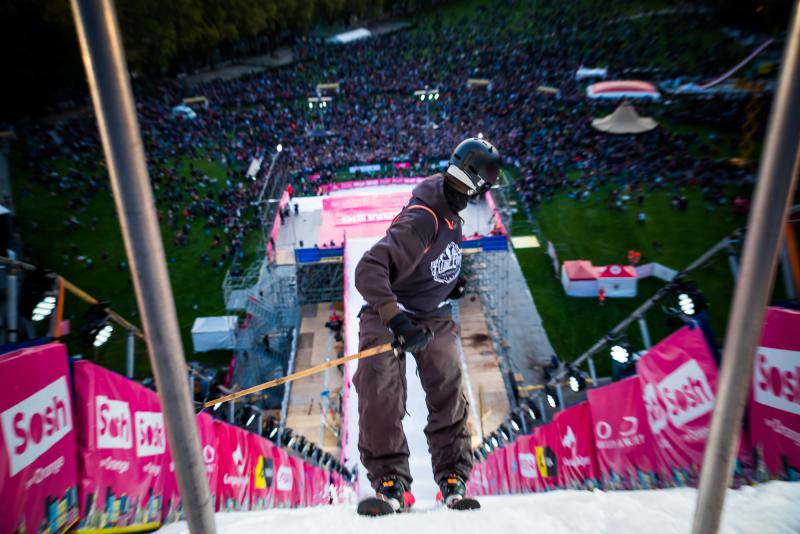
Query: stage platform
xmin=273 ymin=182 xmax=498 ymax=263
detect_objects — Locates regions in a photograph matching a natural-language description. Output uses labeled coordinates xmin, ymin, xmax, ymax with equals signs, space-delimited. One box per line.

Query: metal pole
xmin=692 ymin=5 xmax=800 ymax=532
xmin=780 ymin=246 xmax=797 ymax=299
xmin=555 ymin=382 xmax=565 ymax=410
xmin=228 ymin=399 xmax=235 ymax=424
xmin=586 ymin=355 xmax=598 ymax=387
xmin=257 ymin=413 xmax=263 ymax=436
xmin=537 ymin=395 xmax=548 ymax=423
xmin=6 ymin=269 xmax=17 ymax=343
xmin=68 ymin=1 xmax=217 ymax=532
xmin=637 ymin=317 xmax=652 ymax=349
xmin=726 ymin=244 xmax=740 ymax=283
xmin=125 ymin=330 xmax=135 ymax=378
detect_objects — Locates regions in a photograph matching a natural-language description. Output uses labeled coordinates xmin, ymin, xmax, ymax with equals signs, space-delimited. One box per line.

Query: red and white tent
xmin=587 ymin=80 xmax=660 ymax=100
xmin=561 ymin=260 xmax=599 ymax=297
xmin=595 ymin=264 xmax=638 ymax=297
xmin=561 ymin=261 xmax=639 ymax=297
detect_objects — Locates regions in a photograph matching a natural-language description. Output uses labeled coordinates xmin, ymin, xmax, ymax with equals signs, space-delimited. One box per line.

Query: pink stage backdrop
xmin=319 ymin=192 xmax=411 ymax=244
xmin=318 ymin=177 xmax=425 ymax=194
xmin=553 ymin=402 xmax=600 ymax=489
xmin=587 ymin=376 xmax=666 ymax=489
xmin=73 ymin=361 xmax=168 ymax=531
xmin=749 ymin=306 xmax=800 ymax=479
xmin=533 ymin=423 xmax=561 ymax=491
xmin=0 ymin=343 xmax=79 ymax=534
xmin=636 ymin=326 xmax=718 ymax=486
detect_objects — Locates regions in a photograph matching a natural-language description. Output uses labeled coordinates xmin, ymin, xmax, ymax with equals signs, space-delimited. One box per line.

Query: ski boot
xmin=437 ymin=474 xmax=480 ymax=511
xmin=357 ymin=476 xmax=415 ymax=516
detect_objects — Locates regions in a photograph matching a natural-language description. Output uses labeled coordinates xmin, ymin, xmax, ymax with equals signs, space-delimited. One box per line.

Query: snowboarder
xmin=354 ymin=138 xmax=501 ymax=515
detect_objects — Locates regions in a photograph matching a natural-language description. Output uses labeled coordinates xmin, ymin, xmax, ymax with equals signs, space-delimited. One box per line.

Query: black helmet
xmin=445 ymin=138 xmax=501 ymax=196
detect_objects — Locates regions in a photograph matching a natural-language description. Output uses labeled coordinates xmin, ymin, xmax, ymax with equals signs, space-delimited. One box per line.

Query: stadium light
xmin=93 ymin=324 xmax=113 ymax=347
xmin=678 ymin=293 xmax=695 ymax=316
xmin=246 ymin=412 xmax=256 ymax=427
xmin=610 ymin=344 xmax=630 ymax=364
xmin=32 ymin=295 xmax=57 ymax=322
xmin=545 ymin=386 xmax=559 ymax=409
xmin=308 ymin=101 xmax=314 ymax=109
xmin=566 ymin=364 xmax=586 ymax=393
xmin=490 ymin=434 xmax=499 ymax=448
xmin=419 ymin=94 xmax=425 ymax=102
xmin=477 ymin=132 xmax=484 ymax=139
xmin=276 ymin=143 xmax=283 ymax=153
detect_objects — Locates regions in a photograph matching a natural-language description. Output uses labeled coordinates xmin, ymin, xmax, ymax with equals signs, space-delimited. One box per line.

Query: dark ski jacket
xmin=355 ymin=174 xmax=463 ymax=323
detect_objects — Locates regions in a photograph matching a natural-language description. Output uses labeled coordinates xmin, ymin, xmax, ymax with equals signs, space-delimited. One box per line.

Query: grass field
xmin=512 ymin=184 xmax=749 ymax=377
xmin=11 ymin=156 xmax=261 ymax=377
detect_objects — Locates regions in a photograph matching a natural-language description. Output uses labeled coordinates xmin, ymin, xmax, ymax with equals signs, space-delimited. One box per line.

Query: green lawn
xmin=11 ymin=156 xmax=261 ymax=377
xmin=513 ymin=185 xmax=747 ymax=377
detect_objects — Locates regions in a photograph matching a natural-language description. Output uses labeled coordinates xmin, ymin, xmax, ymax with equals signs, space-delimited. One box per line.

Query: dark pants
xmin=354 ymin=308 xmax=472 ymax=490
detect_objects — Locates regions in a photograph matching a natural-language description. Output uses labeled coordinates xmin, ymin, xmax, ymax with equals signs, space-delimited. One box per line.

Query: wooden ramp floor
xmin=458 ymin=294 xmax=511 ymax=448
xmin=285 ymin=302 xmax=344 ymax=456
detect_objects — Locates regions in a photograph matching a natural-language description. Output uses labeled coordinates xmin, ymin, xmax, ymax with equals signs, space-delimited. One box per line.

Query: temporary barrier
xmin=636 ymin=326 xmax=718 ymax=487
xmin=0 ymin=343 xmax=79 ymax=534
xmin=214 ymin=421 xmax=251 ymax=511
xmin=533 ymin=423 xmax=561 ymax=491
xmin=748 ymin=306 xmax=800 ymax=480
xmin=553 ymin=402 xmax=600 ymax=489
xmin=515 ymin=435 xmax=542 ymax=493
xmin=587 ymin=376 xmax=667 ymax=489
xmin=248 ymin=431 xmax=275 ymax=510
xmin=502 ymin=439 xmax=522 ymax=494
xmin=73 ymin=361 xmax=169 ymax=532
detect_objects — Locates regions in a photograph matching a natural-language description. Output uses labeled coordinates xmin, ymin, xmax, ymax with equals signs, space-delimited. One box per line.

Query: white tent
xmin=587 ymin=80 xmax=660 ymax=100
xmin=0 ymin=205 xmax=10 ymax=216
xmin=561 ymin=260 xmax=599 ymax=297
xmin=191 ymin=316 xmax=238 ymax=352
xmin=596 ymin=265 xmax=638 ymax=297
xmin=591 ymin=102 xmax=658 ymax=134
xmin=576 ymin=66 xmax=608 ymax=80
xmin=326 ymin=28 xmax=371 ymax=44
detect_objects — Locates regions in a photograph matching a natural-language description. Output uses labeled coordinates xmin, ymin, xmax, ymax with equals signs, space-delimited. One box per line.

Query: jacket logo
xmin=430 ymin=241 xmax=461 ymax=284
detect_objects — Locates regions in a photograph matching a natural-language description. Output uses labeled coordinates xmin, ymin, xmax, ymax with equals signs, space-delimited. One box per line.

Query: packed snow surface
xmin=159 ymin=481 xmax=800 ymax=534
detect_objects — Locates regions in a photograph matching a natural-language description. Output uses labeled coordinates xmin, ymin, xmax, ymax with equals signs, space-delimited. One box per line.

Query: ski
xmin=357 ymin=497 xmax=398 ymax=517
xmin=447 ymin=497 xmax=481 ymax=511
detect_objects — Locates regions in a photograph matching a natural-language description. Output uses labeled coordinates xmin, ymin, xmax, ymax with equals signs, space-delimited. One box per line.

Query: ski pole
xmin=203 ymin=342 xmax=394 ymax=409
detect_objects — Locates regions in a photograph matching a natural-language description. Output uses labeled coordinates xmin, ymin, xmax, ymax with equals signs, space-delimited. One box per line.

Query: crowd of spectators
xmin=16 ymin=0 xmax=765 ymax=268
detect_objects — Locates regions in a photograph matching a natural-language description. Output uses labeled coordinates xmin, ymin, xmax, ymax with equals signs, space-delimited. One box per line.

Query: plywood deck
xmin=458 ymin=295 xmax=511 ymax=448
xmin=284 ymin=302 xmax=345 ymax=455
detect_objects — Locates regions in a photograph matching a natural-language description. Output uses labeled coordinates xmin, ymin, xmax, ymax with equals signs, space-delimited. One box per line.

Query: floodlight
xmin=610 ymin=344 xmax=630 ymax=364
xmin=32 ymin=296 xmax=57 ymax=322
xmin=678 ymin=293 xmax=695 ymax=316
xmin=546 ymin=386 xmax=559 ymax=408
xmin=276 ymin=143 xmax=283 ymax=153
xmin=419 ymin=94 xmax=425 ymax=102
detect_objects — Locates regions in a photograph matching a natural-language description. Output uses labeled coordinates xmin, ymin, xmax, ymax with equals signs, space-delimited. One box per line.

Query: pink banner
xmin=636 ymin=326 xmax=718 ymax=486
xmin=587 ymin=376 xmax=667 ymax=489
xmin=162 ymin=412 xmax=219 ymax=521
xmin=214 ymin=421 xmax=251 ymax=511
xmin=73 ymin=361 xmax=167 ymax=531
xmin=749 ymin=306 xmax=800 ymax=480
xmin=483 ymin=450 xmax=505 ymax=495
xmin=553 ymin=402 xmax=600 ymax=489
xmin=0 ymin=343 xmax=79 ymax=534
xmin=318 ymin=192 xmax=411 ymax=244
xmin=502 ymin=440 xmax=522 ymax=494
xmin=269 ymin=444 xmax=295 ymax=508
xmin=318 ymin=177 xmax=425 ymax=194
xmin=515 ymin=435 xmax=542 ymax=493
xmin=532 ymin=423 xmax=561 ymax=491
xmin=248 ymin=432 xmax=275 ymax=510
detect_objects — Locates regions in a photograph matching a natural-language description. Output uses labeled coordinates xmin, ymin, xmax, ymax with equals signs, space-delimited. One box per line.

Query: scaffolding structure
xmin=297 ymin=261 xmax=344 ymax=304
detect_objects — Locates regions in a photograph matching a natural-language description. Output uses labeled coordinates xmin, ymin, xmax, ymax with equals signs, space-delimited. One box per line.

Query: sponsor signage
xmin=749 ymin=307 xmax=800 ymax=479
xmin=553 ymin=402 xmax=600 ymax=489
xmin=73 ymin=361 xmax=167 ymax=531
xmin=588 ymin=376 xmax=667 ymax=489
xmin=636 ymin=326 xmax=719 ymax=486
xmin=0 ymin=343 xmax=80 ymax=534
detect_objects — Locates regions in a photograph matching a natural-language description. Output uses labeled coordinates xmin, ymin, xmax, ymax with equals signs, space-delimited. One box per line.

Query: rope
xmin=204 ymin=342 xmax=394 ymax=408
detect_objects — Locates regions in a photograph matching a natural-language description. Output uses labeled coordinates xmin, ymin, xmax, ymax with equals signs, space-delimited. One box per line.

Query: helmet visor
xmin=477 ymin=162 xmax=499 ymax=193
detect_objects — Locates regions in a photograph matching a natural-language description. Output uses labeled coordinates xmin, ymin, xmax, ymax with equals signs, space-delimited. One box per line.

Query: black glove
xmin=448 ymin=276 xmax=468 ymax=300
xmin=387 ymin=312 xmax=432 ymax=356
